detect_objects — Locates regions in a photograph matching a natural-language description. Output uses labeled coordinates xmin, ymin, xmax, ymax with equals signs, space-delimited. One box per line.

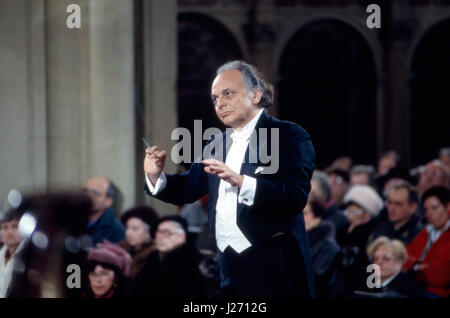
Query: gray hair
xmin=216 ymin=60 xmax=274 ymax=108
xmin=439 ymin=147 xmax=450 ymax=157
xmin=312 ymin=171 xmax=332 ymax=203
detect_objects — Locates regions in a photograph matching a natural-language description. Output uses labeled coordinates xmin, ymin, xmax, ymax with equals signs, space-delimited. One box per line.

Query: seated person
xmin=356 ymin=236 xmax=425 ymax=298
xmin=337 ymin=184 xmax=384 ymax=258
xmin=369 ymin=182 xmax=423 ymax=245
xmin=310 ymin=171 xmax=348 ymax=235
xmin=0 ymin=210 xmax=25 ymax=298
xmin=304 ymin=200 xmax=343 ymax=297
xmin=403 ymin=186 xmax=450 ymax=298
xmin=118 ymin=205 xmax=159 ymax=279
xmin=138 ymin=215 xmax=208 ymax=297
xmin=83 ymin=177 xmax=125 ymax=244
xmin=84 ymin=241 xmax=132 ymax=298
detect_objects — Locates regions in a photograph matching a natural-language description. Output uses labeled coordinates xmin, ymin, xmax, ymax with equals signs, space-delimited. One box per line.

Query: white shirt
xmin=0 ymin=240 xmax=25 ymax=298
xmin=146 ymin=109 xmax=264 ymax=254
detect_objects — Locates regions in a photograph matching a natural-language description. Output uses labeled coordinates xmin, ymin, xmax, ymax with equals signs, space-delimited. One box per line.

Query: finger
xmin=204 ymin=166 xmax=219 ymax=175
xmin=203 ymin=158 xmax=223 ymax=165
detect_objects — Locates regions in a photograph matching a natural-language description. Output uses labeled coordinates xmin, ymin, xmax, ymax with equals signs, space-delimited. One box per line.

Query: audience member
xmin=138 ymin=215 xmax=208 ymax=297
xmin=327 ymin=168 xmax=350 ymax=209
xmin=304 ymin=200 xmax=344 ymax=297
xmin=337 ymin=185 xmax=384 ymax=263
xmin=439 ymin=147 xmax=450 ymax=175
xmin=84 ymin=241 xmax=132 ymax=298
xmin=83 ymin=177 xmax=125 ymax=244
xmin=377 ymin=151 xmax=400 ymax=177
xmin=118 ymin=205 xmax=159 ymax=279
xmin=311 ymin=171 xmax=348 ymax=235
xmin=358 ymin=236 xmax=425 ymax=297
xmin=424 ymin=160 xmax=449 ymax=190
xmin=403 ymin=186 xmax=450 ymax=298
xmin=0 ymin=210 xmax=25 ymax=297
xmin=350 ymin=165 xmax=375 ymax=187
xmin=369 ymin=182 xmax=423 ymax=245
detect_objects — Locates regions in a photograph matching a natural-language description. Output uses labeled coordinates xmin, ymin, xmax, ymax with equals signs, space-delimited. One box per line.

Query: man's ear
xmin=104 ymin=196 xmax=113 ymax=209
xmin=252 ymin=88 xmax=262 ymax=106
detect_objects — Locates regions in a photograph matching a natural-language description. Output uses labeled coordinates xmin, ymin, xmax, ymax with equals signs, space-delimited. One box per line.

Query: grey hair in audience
xmin=312 ymin=171 xmax=332 ymax=203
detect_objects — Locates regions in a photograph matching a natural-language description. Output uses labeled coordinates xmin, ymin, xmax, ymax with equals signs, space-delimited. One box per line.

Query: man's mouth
xmin=221 ymin=111 xmax=232 ymax=118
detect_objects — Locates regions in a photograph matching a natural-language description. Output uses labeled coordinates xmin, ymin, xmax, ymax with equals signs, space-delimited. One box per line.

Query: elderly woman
xmin=404 ymin=186 xmax=450 ymax=298
xmin=363 ymin=236 xmax=424 ymax=297
xmin=0 ymin=210 xmax=25 ymax=298
xmin=337 ymin=184 xmax=384 ymax=252
xmin=138 ymin=215 xmax=208 ymax=297
xmin=84 ymin=241 xmax=132 ymax=298
xmin=118 ymin=205 xmax=159 ymax=279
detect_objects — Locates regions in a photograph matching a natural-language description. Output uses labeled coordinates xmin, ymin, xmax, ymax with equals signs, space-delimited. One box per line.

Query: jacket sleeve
xmin=144 ymin=161 xmax=209 ymax=206
xmin=252 ymin=124 xmax=315 ymax=215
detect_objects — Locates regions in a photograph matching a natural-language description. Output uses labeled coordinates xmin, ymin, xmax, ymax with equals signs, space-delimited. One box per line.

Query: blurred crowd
xmin=0 ymin=147 xmax=449 ymax=298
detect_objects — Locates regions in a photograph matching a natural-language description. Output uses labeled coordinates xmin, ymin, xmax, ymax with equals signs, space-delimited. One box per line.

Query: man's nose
xmin=216 ymin=95 xmax=227 ymax=108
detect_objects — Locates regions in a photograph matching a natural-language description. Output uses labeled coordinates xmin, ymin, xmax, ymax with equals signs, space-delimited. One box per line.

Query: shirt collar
xmin=230 ymin=108 xmax=264 ymax=141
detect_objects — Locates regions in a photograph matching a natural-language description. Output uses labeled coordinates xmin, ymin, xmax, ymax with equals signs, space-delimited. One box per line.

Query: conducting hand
xmin=144 ymin=146 xmax=167 ymax=186
xmin=202 ymin=158 xmax=244 ymax=188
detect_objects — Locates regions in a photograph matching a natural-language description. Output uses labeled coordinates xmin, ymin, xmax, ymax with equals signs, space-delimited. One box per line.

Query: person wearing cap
xmin=0 ymin=210 xmax=25 ymax=298
xmin=118 ymin=205 xmax=159 ymax=279
xmin=138 ymin=215 xmax=207 ymax=297
xmin=337 ymin=184 xmax=384 ymax=260
xmin=403 ymin=186 xmax=450 ymax=298
xmin=84 ymin=241 xmax=132 ymax=298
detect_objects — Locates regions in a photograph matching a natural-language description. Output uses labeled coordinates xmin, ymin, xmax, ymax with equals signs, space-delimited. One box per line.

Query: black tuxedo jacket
xmin=145 ymin=111 xmax=316 ymax=296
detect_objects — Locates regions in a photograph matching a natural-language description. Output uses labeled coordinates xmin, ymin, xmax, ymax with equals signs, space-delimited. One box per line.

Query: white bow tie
xmin=230 ymin=129 xmax=252 ymax=143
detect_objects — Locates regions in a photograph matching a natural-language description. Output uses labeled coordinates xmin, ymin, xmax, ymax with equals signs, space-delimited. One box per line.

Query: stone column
xmin=0 ymin=0 xmax=48 ymax=207
xmin=142 ymin=0 xmax=179 ymax=215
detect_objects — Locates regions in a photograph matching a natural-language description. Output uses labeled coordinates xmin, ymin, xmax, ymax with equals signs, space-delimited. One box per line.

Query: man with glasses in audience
xmin=83 ymin=177 xmax=125 ymax=244
xmin=369 ymin=182 xmax=423 ymax=245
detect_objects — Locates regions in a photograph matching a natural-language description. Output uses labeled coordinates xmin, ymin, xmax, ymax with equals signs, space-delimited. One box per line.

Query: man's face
xmin=386 ymin=188 xmax=416 ymax=225
xmin=424 ymin=196 xmax=449 ymax=230
xmin=372 ymin=245 xmax=401 ymax=281
xmin=350 ymin=173 xmax=370 ymax=186
xmin=155 ymin=221 xmax=186 ymax=253
xmin=0 ymin=219 xmax=21 ymax=248
xmin=83 ymin=178 xmax=113 ymax=214
xmin=425 ymin=163 xmax=447 ymax=187
xmin=378 ymin=156 xmax=396 ymax=176
xmin=328 ymin=173 xmax=348 ymax=204
xmin=211 ymin=69 xmax=261 ymax=129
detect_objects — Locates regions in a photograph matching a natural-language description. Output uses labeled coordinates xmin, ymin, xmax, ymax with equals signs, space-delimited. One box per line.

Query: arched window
xmin=278 ymin=19 xmax=377 ymax=168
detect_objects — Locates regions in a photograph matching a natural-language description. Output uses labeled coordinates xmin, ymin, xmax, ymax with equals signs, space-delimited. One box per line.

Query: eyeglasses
xmin=156 ymin=229 xmax=182 ymax=237
xmin=88 ymin=271 xmax=112 ymax=279
xmin=343 ymin=208 xmax=364 ymax=216
xmin=372 ymin=253 xmax=394 ymax=262
xmin=82 ymin=188 xmax=103 ymax=197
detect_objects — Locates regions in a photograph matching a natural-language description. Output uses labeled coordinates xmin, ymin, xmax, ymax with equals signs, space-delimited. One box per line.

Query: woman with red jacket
xmin=403 ymin=186 xmax=450 ymax=297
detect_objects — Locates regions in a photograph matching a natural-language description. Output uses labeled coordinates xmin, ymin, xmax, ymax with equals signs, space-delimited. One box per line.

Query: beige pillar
xmin=142 ymin=0 xmax=179 ymax=215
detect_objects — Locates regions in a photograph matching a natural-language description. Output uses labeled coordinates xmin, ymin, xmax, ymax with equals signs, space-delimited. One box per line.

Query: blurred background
xmin=1 ymin=0 xmax=449 ymax=216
